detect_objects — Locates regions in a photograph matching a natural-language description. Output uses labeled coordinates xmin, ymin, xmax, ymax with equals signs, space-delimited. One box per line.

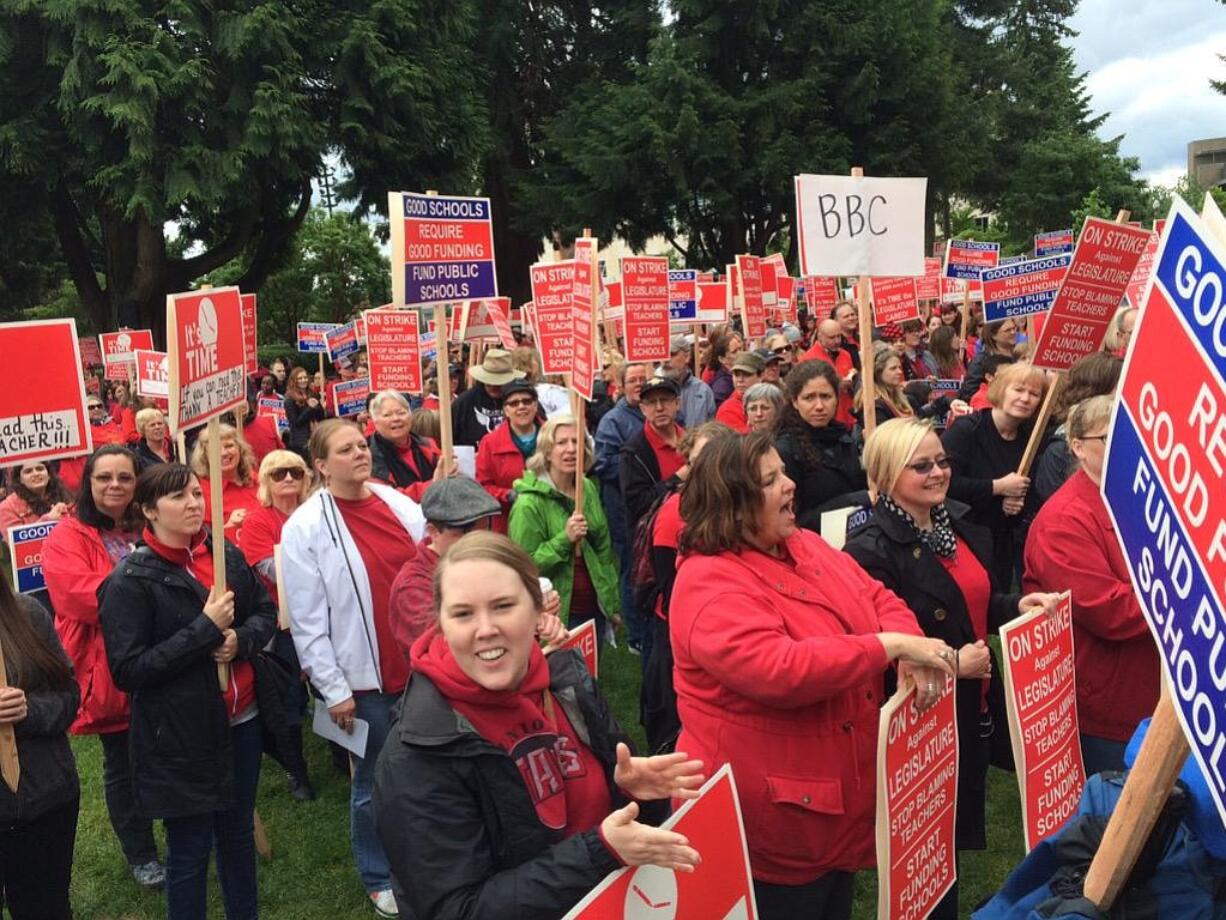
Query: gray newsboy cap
xmin=421 ymin=476 xmax=501 ymax=527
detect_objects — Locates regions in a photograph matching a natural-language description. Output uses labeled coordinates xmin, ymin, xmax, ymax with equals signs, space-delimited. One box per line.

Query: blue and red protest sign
xmin=1035 ymin=229 xmax=1074 ymax=258
xmin=7 ymin=520 xmax=59 ymax=594
xmin=981 ymin=254 xmax=1072 ymax=322
xmin=297 ymin=322 xmax=337 ymax=354
xmin=944 ymin=239 xmax=1000 ymax=280
xmin=668 ymin=269 xmax=699 ymax=321
xmin=257 ymin=396 xmax=289 ymax=433
xmin=326 ymin=320 xmax=361 ymax=363
xmin=331 ymin=376 xmax=370 ymax=418
xmin=1101 ymin=199 xmax=1226 ymax=825
xmin=390 ymin=192 xmax=497 ymax=308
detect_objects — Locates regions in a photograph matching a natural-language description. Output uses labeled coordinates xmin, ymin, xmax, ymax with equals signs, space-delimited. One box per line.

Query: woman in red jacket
xmin=475 ymin=379 xmax=543 ymax=534
xmin=669 ymin=432 xmax=955 ymax=918
xmin=1024 ymin=395 xmax=1160 ymax=774
xmin=41 ymin=445 xmax=165 ymax=889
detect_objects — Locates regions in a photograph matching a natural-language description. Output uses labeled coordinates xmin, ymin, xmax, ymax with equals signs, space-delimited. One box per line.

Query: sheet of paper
xmin=311 ymin=702 xmax=369 ymax=758
xmin=454 ymin=444 xmax=476 ymax=479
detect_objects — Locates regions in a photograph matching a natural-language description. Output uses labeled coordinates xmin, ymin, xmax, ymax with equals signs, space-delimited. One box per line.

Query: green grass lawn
xmin=67 ymin=639 xmax=1025 ymax=919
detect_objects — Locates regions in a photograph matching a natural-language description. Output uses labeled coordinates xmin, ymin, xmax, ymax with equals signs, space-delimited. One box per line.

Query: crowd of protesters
xmin=0 ymin=289 xmax=1157 ymax=920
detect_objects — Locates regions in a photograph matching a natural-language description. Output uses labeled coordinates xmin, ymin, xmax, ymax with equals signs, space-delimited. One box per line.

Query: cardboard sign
xmin=802 ymin=275 xmax=841 ymax=317
xmin=760 ymin=252 xmax=786 ymax=319
xmin=364 ymin=308 xmax=424 ymax=394
xmin=915 ymin=258 xmax=943 ymax=301
xmin=331 ymin=376 xmax=370 ymax=417
xmin=389 ymin=191 xmax=498 ymax=307
xmin=1035 ymin=229 xmax=1074 ymax=258
xmin=0 ymin=319 xmax=92 ymax=465
xmin=78 ymin=337 xmax=103 ymax=368
xmin=531 ymin=261 xmax=577 ymax=376
xmin=981 ymin=254 xmax=1073 ymax=322
xmin=1031 ymin=217 xmax=1152 ymax=372
xmin=696 ymin=281 xmax=729 ymax=324
xmin=869 ymin=276 xmax=921 ymax=326
xmin=296 ymin=321 xmax=337 ymax=354
xmin=795 ymin=174 xmax=928 ymax=277
xmin=622 ymin=256 xmax=671 ymax=362
xmin=1101 ymin=200 xmax=1226 ymax=825
xmin=134 ymin=349 xmax=170 ymax=400
xmin=876 ymin=675 xmax=958 ymax=920
xmin=99 ymin=329 xmax=155 ymax=380
xmin=943 ymin=239 xmax=1000 ymax=281
xmin=326 ymin=320 xmax=361 ymax=363
xmin=1000 ymin=593 xmax=1084 ymax=852
xmin=1123 ymin=221 xmax=1166 ymax=309
xmin=563 ymin=764 xmax=758 ymax=920
xmin=818 ymin=504 xmax=871 ymax=551
xmin=241 ymin=293 xmax=258 ymax=376
xmin=257 ymin=395 xmax=289 ymax=434
xmin=559 ymin=618 xmax=598 ymax=678
xmin=7 ymin=521 xmax=60 ymax=594
xmin=166 ymin=287 xmax=247 ymax=432
xmin=465 ymin=298 xmax=516 ymax=349
xmin=669 ymin=269 xmax=699 ymax=322
xmin=775 ymin=276 xmax=797 ymax=325
xmin=735 ymin=254 xmax=767 ymax=340
xmin=573 ymin=259 xmax=596 ymax=401
xmin=940 ymin=276 xmax=983 ymax=304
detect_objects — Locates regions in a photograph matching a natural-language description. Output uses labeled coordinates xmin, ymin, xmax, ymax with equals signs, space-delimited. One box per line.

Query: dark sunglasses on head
xmin=905 ymin=456 xmax=952 ymax=476
xmin=270 ymin=467 xmax=306 ymax=482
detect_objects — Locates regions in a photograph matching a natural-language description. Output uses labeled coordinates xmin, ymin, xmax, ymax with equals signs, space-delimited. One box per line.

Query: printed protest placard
xmin=78 ymin=337 xmax=103 ymax=368
xmin=241 ymin=294 xmax=258 ymax=376
xmin=1123 ymin=220 xmax=1166 ymax=309
xmin=696 ymin=281 xmax=729 ymax=324
xmin=1000 ymin=593 xmax=1084 ymax=852
xmin=803 ymin=275 xmax=841 ymax=317
xmin=166 ymin=287 xmax=247 ymax=432
xmin=465 ymin=298 xmax=516 ymax=349
xmin=735 ymin=254 xmax=767 ymax=340
xmin=0 ymin=319 xmax=92 ymax=465
xmin=389 ymin=191 xmax=497 ymax=307
xmin=795 ymin=174 xmax=928 ymax=277
xmin=869 ymin=276 xmax=921 ymax=326
xmin=760 ymin=252 xmax=786 ymax=319
xmin=916 ymin=258 xmax=943 ymax=301
xmin=1035 ymin=229 xmax=1074 ymax=258
xmin=1101 ymin=199 xmax=1226 ymax=825
xmin=559 ymin=618 xmax=598 ymax=678
xmin=877 ymin=675 xmax=958 ymax=920
xmin=326 ymin=320 xmax=361 ymax=364
xmin=531 ymin=261 xmax=577 ymax=376
xmin=331 ymin=376 xmax=370 ymax=417
xmin=944 ymin=239 xmax=1000 ymax=281
xmin=573 ymin=259 xmax=596 ymax=401
xmin=1031 ymin=217 xmax=1152 ymax=372
xmin=981 ymin=254 xmax=1072 ymax=322
xmin=99 ymin=329 xmax=155 ymax=380
xmin=775 ymin=275 xmax=797 ymax=324
xmin=7 ymin=521 xmax=60 ymax=594
xmin=563 ymin=764 xmax=757 ymax=920
xmin=622 ymin=256 xmax=671 ymax=362
xmin=134 ymin=349 xmax=170 ymax=400
xmin=296 ymin=322 xmax=336 ymax=354
xmin=669 ymin=269 xmax=699 ymax=322
xmin=364 ymin=308 xmax=423 ymax=394
xmin=257 ymin=396 xmax=289 ymax=434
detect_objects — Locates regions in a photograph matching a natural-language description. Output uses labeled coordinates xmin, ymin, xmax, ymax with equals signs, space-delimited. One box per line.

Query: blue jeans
xmin=164 ymin=717 xmax=262 ymax=920
xmin=351 ymin=692 xmax=398 ymax=893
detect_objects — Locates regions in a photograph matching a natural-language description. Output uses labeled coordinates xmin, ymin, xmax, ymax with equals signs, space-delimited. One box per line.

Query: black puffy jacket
xmin=774 ymin=421 xmax=867 ymax=531
xmin=98 ymin=536 xmax=277 ymax=819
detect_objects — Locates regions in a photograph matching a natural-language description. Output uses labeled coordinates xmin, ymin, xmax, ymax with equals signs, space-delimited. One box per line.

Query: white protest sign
xmin=794 ymin=174 xmax=928 ymax=277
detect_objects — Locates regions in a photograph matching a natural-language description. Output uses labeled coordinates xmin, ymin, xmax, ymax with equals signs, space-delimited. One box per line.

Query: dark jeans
xmin=753 ymin=871 xmax=855 ymax=920
xmin=100 ymin=728 xmax=159 ymax=865
xmin=1081 ymin=733 xmax=1128 ymax=776
xmin=0 ymin=796 xmax=78 ymax=920
xmin=164 ymin=717 xmax=263 ymax=920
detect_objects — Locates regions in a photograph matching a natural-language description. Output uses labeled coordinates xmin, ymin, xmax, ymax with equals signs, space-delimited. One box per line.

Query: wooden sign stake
xmin=207 ymin=415 xmax=229 ymax=693
xmin=851 ymin=167 xmax=878 ymax=445
xmin=254 ymin=809 xmax=272 ymax=859
xmin=0 ymin=639 xmax=20 ymax=793
xmin=425 ymin=191 xmax=455 ymax=471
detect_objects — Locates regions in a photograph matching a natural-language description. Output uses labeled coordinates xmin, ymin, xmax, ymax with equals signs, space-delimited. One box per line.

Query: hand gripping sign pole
xmin=852 ymin=167 xmax=879 ymax=445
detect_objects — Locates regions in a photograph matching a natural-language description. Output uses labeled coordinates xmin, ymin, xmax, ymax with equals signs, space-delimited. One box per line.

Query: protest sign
xmin=388 ymin=191 xmax=497 ymax=308
xmin=869 ymin=276 xmax=921 ymax=326
xmin=622 ymin=256 xmax=671 ymax=362
xmin=775 ymin=275 xmax=797 ymax=324
xmin=930 ymin=379 xmax=962 ymax=398
xmin=7 ymin=521 xmax=59 ymax=594
xmin=940 ymin=276 xmax=983 ymax=304
xmin=241 ymin=294 xmax=258 ymax=376
xmin=531 ymin=261 xmax=577 ymax=375
xmin=943 ymin=239 xmax=1000 ymax=281
xmin=735 ymin=254 xmax=767 ymax=340
xmin=760 ymin=252 xmax=785 ymax=319
xmin=1031 ymin=217 xmax=1152 ymax=372
xmin=1000 ymin=593 xmax=1084 ymax=852
xmin=696 ymin=281 xmax=729 ymax=324
xmin=465 ymin=298 xmax=516 ymax=348
xmin=1123 ymin=220 xmax=1166 ymax=309
xmin=1035 ymin=229 xmax=1074 ymax=258
xmin=573 ymin=258 xmax=596 ymax=401
xmin=326 ymin=320 xmax=361 ymax=364
xmin=296 ymin=322 xmax=336 ymax=354
xmin=99 ymin=329 xmax=155 ymax=380
xmin=668 ymin=269 xmax=699 ymax=321
xmin=803 ymin=275 xmax=841 ymax=316
xmin=257 ymin=395 xmax=289 ymax=433
xmin=916 ymin=257 xmax=943 ymax=301
xmin=559 ymin=618 xmax=598 ymax=678
xmin=795 ymin=174 xmax=927 ymax=277
xmin=0 ymin=319 xmax=92 ymax=465
xmin=603 ymin=282 xmax=623 ymax=323
xmin=78 ymin=337 xmax=103 ymax=368
xmin=134 ymin=349 xmax=170 ymax=400
xmin=563 ymin=764 xmax=757 ymax=920
xmin=818 ymin=504 xmax=871 ymax=551
xmin=364 ymin=308 xmax=424 ymax=394
xmin=166 ymin=287 xmax=247 ymax=432
xmin=981 ymin=254 xmax=1073 ymax=322
xmin=332 ymin=376 xmax=370 ymax=417
xmin=876 ymin=675 xmax=958 ymax=920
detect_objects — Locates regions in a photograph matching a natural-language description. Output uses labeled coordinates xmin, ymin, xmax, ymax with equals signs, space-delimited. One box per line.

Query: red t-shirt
xmin=715 ymin=390 xmax=748 ymax=433
xmin=334 ymin=494 xmax=417 ymax=695
xmin=643 ymin=422 xmax=685 ymax=481
xmin=243 ymin=416 xmax=283 ymax=464
xmin=237 ymin=505 xmax=289 ymax=610
xmin=969 ymin=383 xmax=993 ymax=410
xmin=651 ymin=493 xmax=684 ymax=620
xmin=938 ymin=535 xmax=992 ymax=710
xmin=200 ymin=478 xmax=263 ymax=545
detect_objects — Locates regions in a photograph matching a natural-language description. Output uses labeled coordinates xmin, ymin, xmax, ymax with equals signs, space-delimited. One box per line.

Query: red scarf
xmin=143 ymin=526 xmax=214 ymax=588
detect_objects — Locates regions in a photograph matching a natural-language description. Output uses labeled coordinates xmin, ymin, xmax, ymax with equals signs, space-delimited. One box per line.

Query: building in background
xmin=1189 ymin=137 xmax=1226 ymax=190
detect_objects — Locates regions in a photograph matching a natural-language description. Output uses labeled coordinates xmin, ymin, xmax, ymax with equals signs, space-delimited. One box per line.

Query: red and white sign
xmin=869 ymin=276 xmax=921 ymax=326
xmin=559 ymin=618 xmax=598 ymax=678
xmin=166 ymin=287 xmax=247 ymax=432
xmin=621 ymin=256 xmax=671 ymax=363
xmin=876 ymin=676 xmax=958 ymax=920
xmin=940 ymin=276 xmax=983 ymax=304
xmin=573 ymin=259 xmax=596 ymax=401
xmin=803 ymin=275 xmax=840 ymax=317
xmin=1123 ymin=220 xmax=1166 ymax=309
xmin=775 ymin=276 xmax=797 ymax=324
xmin=696 ymin=282 xmax=729 ymax=324
xmin=134 ymin=349 xmax=170 ymax=400
xmin=78 ymin=337 xmax=103 ymax=368
xmin=388 ymin=192 xmax=497 ymax=308
xmin=1000 ymin=593 xmax=1084 ymax=852
xmin=241 ymin=293 xmax=258 ymax=376
xmin=0 ymin=319 xmax=92 ymax=465
xmin=99 ymin=329 xmax=155 ymax=380
xmin=943 ymin=239 xmax=1000 ymax=280
xmin=735 ymin=254 xmax=767 ymax=340
xmin=563 ymin=765 xmax=757 ymax=920
xmin=760 ymin=253 xmax=786 ymax=320
xmin=364 ymin=308 xmax=424 ymax=394
xmin=1031 ymin=217 xmax=1152 ymax=372
xmin=332 ymin=376 xmax=371 ymax=417
xmin=326 ymin=320 xmax=362 ymax=364
xmin=465 ymin=298 xmax=516 ymax=350
xmin=915 ymin=258 xmax=943 ymax=301
xmin=531 ymin=261 xmax=577 ymax=376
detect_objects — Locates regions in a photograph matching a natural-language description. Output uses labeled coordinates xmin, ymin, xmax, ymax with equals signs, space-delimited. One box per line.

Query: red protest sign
xmin=735 ymin=254 xmax=767 ymax=340
xmin=916 ymin=257 xmax=943 ymax=301
xmin=803 ymin=275 xmax=840 ymax=317
xmin=1123 ymin=220 xmax=1165 ymax=309
xmin=531 ymin=261 xmax=577 ymax=376
xmin=134 ymin=349 xmax=170 ymax=400
xmin=166 ymin=288 xmax=247 ymax=432
xmin=696 ymin=281 xmax=728 ymax=324
xmin=563 ymin=765 xmax=758 ymax=920
xmin=943 ymin=239 xmax=1000 ymax=280
xmin=364 ymin=308 xmax=424 ymax=394
xmin=559 ymin=618 xmax=598 ymax=678
xmin=465 ymin=298 xmax=515 ymax=348
xmin=869 ymin=276 xmax=921 ymax=326
xmin=573 ymin=259 xmax=596 ymax=400
xmin=876 ymin=676 xmax=958 ymax=920
xmin=1000 ymin=593 xmax=1084 ymax=852
xmin=240 ymin=294 xmax=258 ymax=376
xmin=0 ymin=319 xmax=92 ymax=466
xmin=775 ymin=276 xmax=797 ymax=325
xmin=621 ymin=256 xmax=671 ymax=362
xmin=99 ymin=329 xmax=155 ymax=380
xmin=760 ymin=253 xmax=785 ymax=320
xmin=78 ymin=337 xmax=103 ymax=368
xmin=1031 ymin=217 xmax=1152 ymax=372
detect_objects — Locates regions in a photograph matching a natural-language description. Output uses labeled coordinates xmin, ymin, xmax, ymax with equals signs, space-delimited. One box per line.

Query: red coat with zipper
xmin=670 ymin=528 xmax=924 ymax=884
xmin=475 ymin=420 xmax=528 ymax=534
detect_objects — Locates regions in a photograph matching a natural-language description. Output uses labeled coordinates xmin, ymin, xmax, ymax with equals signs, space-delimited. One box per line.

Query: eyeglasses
xmin=93 ymin=472 xmax=136 ymax=484
xmin=905 ymin=456 xmax=952 ymax=476
xmin=1077 ymin=435 xmax=1108 ymax=443
xmin=504 ymin=398 xmax=536 ymax=410
xmin=270 ymin=467 xmax=306 ymax=482
xmin=772 ymin=346 xmax=791 ymax=355
xmin=87 ymin=403 xmax=104 ymax=410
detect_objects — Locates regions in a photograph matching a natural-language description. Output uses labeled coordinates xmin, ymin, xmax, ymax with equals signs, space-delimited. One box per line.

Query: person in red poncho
xmin=373 ymin=531 xmax=706 ymax=920
xmin=190 ymin=423 xmax=263 ymax=544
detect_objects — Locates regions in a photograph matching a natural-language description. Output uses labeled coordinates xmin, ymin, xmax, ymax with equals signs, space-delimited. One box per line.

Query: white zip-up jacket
xmin=281 ymin=483 xmax=425 ymax=708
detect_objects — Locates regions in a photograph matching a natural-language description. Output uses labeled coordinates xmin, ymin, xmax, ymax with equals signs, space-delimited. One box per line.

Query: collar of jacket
xmin=870 ymin=498 xmax=972 ymax=545
xmin=614 ymin=398 xmax=644 ymax=421
xmin=121 ymin=542 xmax=212 ymax=602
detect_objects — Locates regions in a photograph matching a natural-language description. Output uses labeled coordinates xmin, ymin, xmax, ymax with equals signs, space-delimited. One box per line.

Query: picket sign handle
xmin=207 ymin=416 xmax=229 ymax=693
xmin=851 ymin=167 xmax=878 ymax=446
xmin=254 ymin=808 xmax=271 ymax=859
xmin=425 ymin=191 xmax=456 ymax=471
xmin=0 ymin=639 xmax=21 ymax=793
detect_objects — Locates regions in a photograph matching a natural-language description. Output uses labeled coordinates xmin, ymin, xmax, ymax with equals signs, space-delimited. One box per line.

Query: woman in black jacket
xmin=0 ymin=575 xmax=80 ymax=919
xmin=100 ymin=463 xmax=277 ymax=920
xmin=374 ymin=532 xmax=705 ymax=920
xmin=283 ymin=365 xmax=326 ymax=459
xmin=773 ymin=359 xmax=867 ymax=531
xmin=845 ymin=418 xmax=1058 ymax=920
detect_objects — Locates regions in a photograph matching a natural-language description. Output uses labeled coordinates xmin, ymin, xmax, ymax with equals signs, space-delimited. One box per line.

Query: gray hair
xmin=744 ymin=382 xmax=784 ymax=408
xmin=371 ymin=390 xmax=411 ymax=417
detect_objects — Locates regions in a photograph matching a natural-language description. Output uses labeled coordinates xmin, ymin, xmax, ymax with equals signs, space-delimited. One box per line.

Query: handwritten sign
xmin=389 ymin=191 xmax=498 ymax=307
xmin=0 ymin=319 xmax=92 ymax=465
xmin=364 ymin=308 xmax=423 ymax=394
xmin=795 ymin=174 xmax=928 ymax=277
xmin=622 ymin=256 xmax=671 ymax=362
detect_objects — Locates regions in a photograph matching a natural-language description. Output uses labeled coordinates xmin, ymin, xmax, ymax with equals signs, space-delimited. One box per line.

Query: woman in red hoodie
xmin=475 ymin=379 xmax=543 ymax=533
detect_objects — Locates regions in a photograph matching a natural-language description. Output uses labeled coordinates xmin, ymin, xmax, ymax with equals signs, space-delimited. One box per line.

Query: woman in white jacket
xmin=281 ymin=418 xmax=424 ymax=919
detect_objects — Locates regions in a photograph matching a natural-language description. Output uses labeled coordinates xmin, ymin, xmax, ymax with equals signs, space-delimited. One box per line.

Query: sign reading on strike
xmin=775 ymin=275 xmax=797 ymax=324
xmin=869 ymin=276 xmax=920 ymax=326
xmin=257 ymin=395 xmax=289 ymax=433
xmin=795 ymin=174 xmax=928 ymax=277
xmin=1124 ymin=220 xmax=1166 ymax=309
xmin=7 ymin=521 xmax=60 ymax=594
xmin=944 ymin=239 xmax=1000 ymax=280
xmin=1101 ymin=200 xmax=1226 ymax=825
xmin=915 ymin=258 xmax=943 ymax=301
xmin=621 ymin=256 xmax=671 ymax=362
xmin=559 ymin=618 xmax=598 ymax=678
xmin=241 ymin=293 xmax=258 ymax=376
xmin=99 ymin=329 xmax=155 ymax=380
xmin=0 ymin=319 xmax=92 ymax=465
xmin=735 ymin=254 xmax=767 ymax=339
xmin=167 ymin=287 xmax=247 ymax=432
xmin=696 ymin=281 xmax=729 ymax=324
xmin=803 ymin=275 xmax=841 ymax=316
xmin=134 ymin=349 xmax=170 ymax=400
xmin=669 ymin=269 xmax=699 ymax=321
xmin=1035 ymin=229 xmax=1074 ymax=258
xmin=981 ymin=254 xmax=1072 ymax=322
xmin=297 ymin=322 xmax=337 ymax=353
xmin=332 ymin=376 xmax=370 ymax=417
xmin=326 ymin=320 xmax=361 ymax=363
xmin=1000 ymin=594 xmax=1084 ymax=851
xmin=1031 ymin=217 xmax=1152 ymax=372
xmin=364 ymin=309 xmax=423 ymax=394
xmin=531 ymin=261 xmax=576 ymax=376
xmin=563 ymin=764 xmax=757 ymax=920
xmin=759 ymin=252 xmax=785 ymax=319
xmin=389 ymin=191 xmax=497 ymax=308
xmin=876 ymin=676 xmax=958 ymax=920
xmin=573 ymin=259 xmax=596 ymax=401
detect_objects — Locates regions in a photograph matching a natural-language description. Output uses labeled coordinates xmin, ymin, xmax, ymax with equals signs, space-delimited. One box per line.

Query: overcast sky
xmin=1069 ymin=0 xmax=1226 ymax=185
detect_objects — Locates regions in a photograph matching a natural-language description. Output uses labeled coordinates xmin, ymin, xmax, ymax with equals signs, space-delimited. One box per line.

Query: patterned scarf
xmin=879 ymin=494 xmax=958 ymax=559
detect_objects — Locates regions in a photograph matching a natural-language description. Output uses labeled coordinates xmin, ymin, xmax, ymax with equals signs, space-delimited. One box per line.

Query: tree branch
xmin=237 ymin=179 xmax=314 ymax=293
xmin=168 ymin=201 xmax=262 ymax=288
xmin=49 ymin=183 xmax=108 ymax=320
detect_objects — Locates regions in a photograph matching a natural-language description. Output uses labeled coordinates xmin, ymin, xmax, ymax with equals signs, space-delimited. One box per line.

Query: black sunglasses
xmin=270 ymin=467 xmax=306 ymax=482
xmin=905 ymin=456 xmax=952 ymax=476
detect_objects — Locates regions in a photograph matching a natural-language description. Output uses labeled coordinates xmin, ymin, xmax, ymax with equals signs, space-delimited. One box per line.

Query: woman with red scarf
xmin=374 ymin=532 xmax=705 ymax=920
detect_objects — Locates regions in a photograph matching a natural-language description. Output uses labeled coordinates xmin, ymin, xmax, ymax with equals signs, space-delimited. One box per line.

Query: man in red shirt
xmin=800 ymin=319 xmax=858 ymax=427
xmin=618 ymin=376 xmax=686 ymax=537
